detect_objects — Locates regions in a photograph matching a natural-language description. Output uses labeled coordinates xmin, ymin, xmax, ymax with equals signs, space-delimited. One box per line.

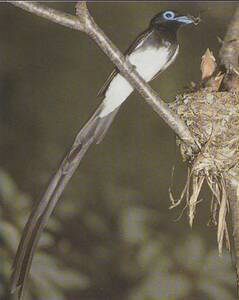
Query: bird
xmin=10 ymin=10 xmax=198 ymax=299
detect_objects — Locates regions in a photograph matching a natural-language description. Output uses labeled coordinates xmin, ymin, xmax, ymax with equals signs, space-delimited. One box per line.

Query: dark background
xmin=0 ymin=2 xmax=238 ymax=300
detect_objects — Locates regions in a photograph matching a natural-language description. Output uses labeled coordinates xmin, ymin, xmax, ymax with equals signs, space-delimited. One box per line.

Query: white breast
xmin=129 ymin=46 xmax=171 ymax=81
xmin=100 ymin=46 xmax=172 ymax=118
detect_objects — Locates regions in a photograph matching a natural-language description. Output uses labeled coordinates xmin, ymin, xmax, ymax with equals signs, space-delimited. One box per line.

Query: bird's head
xmin=150 ymin=10 xmax=199 ymax=30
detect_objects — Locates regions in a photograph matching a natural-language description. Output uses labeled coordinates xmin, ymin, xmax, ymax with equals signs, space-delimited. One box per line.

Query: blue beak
xmin=175 ymin=16 xmax=194 ymax=24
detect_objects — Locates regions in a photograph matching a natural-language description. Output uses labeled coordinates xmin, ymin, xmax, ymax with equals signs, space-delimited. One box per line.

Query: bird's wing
xmin=97 ymin=68 xmax=118 ymax=98
xmin=97 ymin=28 xmax=153 ymax=98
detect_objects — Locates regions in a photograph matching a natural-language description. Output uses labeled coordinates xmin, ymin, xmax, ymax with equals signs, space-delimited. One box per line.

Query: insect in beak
xmin=189 ymin=14 xmax=202 ymax=25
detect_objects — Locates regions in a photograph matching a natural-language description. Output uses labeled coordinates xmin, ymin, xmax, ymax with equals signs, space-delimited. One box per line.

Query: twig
xmin=9 ymin=1 xmax=85 ymax=31
xmin=9 ymin=1 xmax=198 ymax=150
xmin=219 ymin=5 xmax=239 ymax=70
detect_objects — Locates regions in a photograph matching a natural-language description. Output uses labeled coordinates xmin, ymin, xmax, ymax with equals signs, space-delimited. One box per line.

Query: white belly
xmin=100 ymin=46 xmax=171 ymax=117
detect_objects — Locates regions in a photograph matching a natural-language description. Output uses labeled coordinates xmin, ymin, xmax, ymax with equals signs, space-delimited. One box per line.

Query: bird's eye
xmin=163 ymin=11 xmax=175 ymax=20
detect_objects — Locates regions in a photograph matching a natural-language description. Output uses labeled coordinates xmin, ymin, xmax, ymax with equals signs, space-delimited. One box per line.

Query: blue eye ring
xmin=163 ymin=11 xmax=175 ymax=20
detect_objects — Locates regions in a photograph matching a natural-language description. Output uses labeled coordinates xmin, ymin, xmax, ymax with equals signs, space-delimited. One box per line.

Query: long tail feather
xmin=10 ymin=104 xmax=120 ymax=299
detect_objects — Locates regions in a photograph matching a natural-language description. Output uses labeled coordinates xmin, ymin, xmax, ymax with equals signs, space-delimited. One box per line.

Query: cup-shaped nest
xmin=171 ymin=90 xmax=239 ymax=253
xmin=174 ymin=90 xmax=239 ymax=173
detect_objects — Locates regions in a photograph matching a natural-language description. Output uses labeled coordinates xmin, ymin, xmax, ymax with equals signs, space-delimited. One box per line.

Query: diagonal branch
xmin=9 ymin=1 xmax=198 ymax=151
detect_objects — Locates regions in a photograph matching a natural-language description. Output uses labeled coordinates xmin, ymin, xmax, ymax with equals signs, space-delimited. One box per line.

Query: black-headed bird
xmin=11 ymin=10 xmax=198 ymax=299
xmin=80 ymin=10 xmax=198 ymax=144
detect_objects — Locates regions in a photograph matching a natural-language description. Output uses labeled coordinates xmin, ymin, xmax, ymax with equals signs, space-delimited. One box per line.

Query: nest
xmin=171 ymin=90 xmax=239 ymax=253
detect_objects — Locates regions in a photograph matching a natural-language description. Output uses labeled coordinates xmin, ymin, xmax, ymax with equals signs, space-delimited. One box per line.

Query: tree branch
xmin=9 ymin=1 xmax=198 ymax=151
xmin=219 ymin=5 xmax=239 ymax=70
xmin=225 ymin=172 xmax=239 ymax=295
xmin=8 ymin=1 xmax=85 ymax=31
xmin=219 ymin=4 xmax=239 ymax=295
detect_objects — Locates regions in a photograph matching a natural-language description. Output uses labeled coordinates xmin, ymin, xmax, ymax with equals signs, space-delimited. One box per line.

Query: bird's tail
xmin=79 ymin=104 xmax=120 ymax=145
xmin=10 ymin=104 xmax=119 ymax=299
